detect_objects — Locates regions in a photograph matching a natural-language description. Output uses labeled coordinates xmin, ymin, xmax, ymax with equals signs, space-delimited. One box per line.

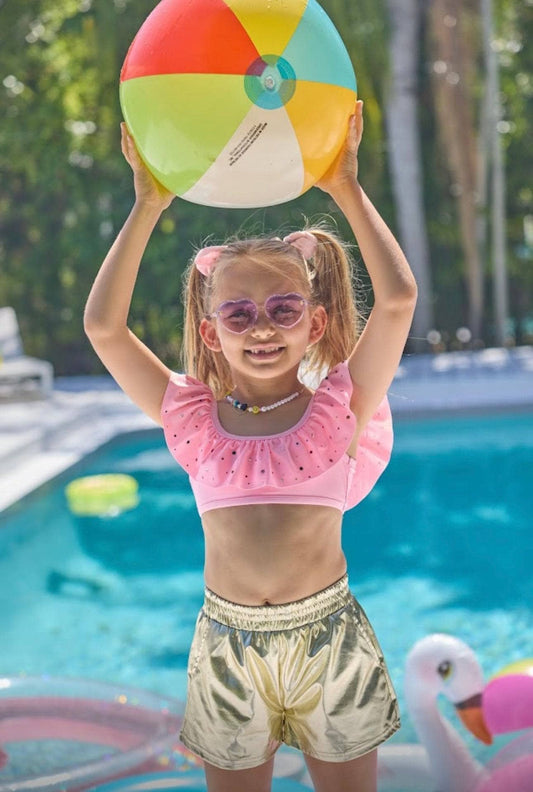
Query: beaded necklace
xmin=224 ymin=389 xmax=301 ymax=415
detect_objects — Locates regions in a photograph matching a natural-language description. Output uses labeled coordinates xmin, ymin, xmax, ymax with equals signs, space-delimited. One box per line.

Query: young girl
xmin=85 ymin=101 xmax=417 ymax=792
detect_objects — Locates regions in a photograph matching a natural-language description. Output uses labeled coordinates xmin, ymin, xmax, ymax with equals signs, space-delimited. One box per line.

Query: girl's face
xmin=199 ymin=259 xmax=327 ymax=382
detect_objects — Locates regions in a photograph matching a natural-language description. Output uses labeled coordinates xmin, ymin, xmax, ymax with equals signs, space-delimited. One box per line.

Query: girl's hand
xmin=316 ymin=100 xmax=363 ymax=196
xmin=120 ymin=122 xmax=175 ymax=211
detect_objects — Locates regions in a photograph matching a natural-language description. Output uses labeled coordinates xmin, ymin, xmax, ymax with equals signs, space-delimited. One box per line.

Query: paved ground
xmin=391 ymin=345 xmax=533 ymax=415
xmin=1 ymin=346 xmax=532 ymax=512
xmin=0 ymin=380 xmax=154 ymax=511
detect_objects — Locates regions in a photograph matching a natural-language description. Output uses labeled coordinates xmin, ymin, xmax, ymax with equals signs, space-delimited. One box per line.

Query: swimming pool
xmin=0 ymin=409 xmax=531 ymax=765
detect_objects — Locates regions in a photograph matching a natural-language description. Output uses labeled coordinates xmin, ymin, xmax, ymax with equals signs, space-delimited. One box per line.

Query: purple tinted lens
xmin=218 ymin=300 xmax=257 ymax=333
xmin=265 ymin=294 xmax=306 ymax=327
xmin=215 ymin=294 xmax=306 ymax=333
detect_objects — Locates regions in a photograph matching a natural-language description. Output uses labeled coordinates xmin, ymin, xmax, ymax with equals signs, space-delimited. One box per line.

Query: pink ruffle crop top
xmin=161 ymin=361 xmax=393 ymax=516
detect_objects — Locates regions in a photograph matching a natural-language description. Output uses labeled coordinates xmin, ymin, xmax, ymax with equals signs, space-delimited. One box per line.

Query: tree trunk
xmin=481 ymin=0 xmax=509 ymax=345
xmin=385 ymin=0 xmax=434 ymax=351
xmin=429 ymin=0 xmax=484 ymax=343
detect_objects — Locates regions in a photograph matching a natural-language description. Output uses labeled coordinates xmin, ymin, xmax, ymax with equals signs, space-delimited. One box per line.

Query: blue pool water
xmin=0 ymin=409 xmax=532 ymax=765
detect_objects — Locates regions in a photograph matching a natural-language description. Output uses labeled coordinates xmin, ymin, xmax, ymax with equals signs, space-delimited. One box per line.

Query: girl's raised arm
xmin=84 ymin=125 xmax=175 ymax=424
xmin=317 ymin=101 xmax=418 ymax=428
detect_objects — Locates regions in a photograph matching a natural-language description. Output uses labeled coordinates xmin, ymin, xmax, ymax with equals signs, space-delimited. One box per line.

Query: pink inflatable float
xmin=483 ymin=658 xmax=533 ymax=736
xmin=0 ymin=676 xmax=183 ymax=791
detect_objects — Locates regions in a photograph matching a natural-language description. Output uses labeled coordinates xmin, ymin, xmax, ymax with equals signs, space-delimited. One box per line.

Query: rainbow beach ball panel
xmin=120 ymin=0 xmax=357 ymax=208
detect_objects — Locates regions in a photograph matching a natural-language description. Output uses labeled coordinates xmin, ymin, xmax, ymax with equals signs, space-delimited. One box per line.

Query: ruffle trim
xmin=345 ymin=399 xmax=393 ymax=509
xmin=161 ymin=363 xmax=392 ymax=495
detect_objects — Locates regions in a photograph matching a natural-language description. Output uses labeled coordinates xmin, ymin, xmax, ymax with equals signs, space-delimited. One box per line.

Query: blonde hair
xmin=182 ymin=228 xmax=362 ymax=397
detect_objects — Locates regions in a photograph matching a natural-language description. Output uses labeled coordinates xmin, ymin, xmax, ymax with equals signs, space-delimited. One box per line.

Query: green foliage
xmin=0 ymin=0 xmax=530 ymax=374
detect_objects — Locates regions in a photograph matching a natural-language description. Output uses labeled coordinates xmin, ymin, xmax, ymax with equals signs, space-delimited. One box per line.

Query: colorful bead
xmin=224 ymin=389 xmax=301 ymax=415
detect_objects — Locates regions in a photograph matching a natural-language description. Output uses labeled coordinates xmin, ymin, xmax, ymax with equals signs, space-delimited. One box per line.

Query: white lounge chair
xmin=0 ymin=307 xmax=54 ymax=399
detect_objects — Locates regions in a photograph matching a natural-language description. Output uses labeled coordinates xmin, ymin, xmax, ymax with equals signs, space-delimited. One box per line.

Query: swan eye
xmin=438 ymin=660 xmax=453 ymax=679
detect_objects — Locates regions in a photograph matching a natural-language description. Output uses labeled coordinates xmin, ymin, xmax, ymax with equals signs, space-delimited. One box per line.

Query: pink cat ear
xmin=194 ymin=245 xmax=228 ymax=276
xmin=283 ymin=231 xmax=318 ymax=260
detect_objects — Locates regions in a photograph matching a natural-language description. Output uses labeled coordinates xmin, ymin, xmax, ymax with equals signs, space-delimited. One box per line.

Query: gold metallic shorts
xmin=180 ymin=575 xmax=400 ymax=770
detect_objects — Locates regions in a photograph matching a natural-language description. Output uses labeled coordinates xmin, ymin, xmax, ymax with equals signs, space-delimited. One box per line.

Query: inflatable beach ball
xmin=120 ymin=0 xmax=357 ymax=208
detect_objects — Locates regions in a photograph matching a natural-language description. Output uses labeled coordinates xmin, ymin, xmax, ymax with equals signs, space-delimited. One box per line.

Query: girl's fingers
xmin=120 ymin=124 xmax=133 ymax=161
xmin=120 ymin=123 xmax=128 ymax=156
xmin=347 ymin=115 xmax=358 ymax=150
xmin=345 ymin=100 xmax=363 ymax=150
xmin=120 ymin=122 xmax=132 ymax=149
xmin=120 ymin=124 xmax=143 ymax=169
xmin=354 ymin=101 xmax=364 ymax=142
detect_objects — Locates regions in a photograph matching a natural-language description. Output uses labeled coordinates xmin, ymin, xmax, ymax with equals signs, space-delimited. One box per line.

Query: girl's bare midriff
xmin=202 ymin=502 xmax=346 ymax=605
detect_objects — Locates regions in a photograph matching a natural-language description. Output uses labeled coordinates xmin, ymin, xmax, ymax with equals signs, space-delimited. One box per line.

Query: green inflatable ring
xmin=65 ymin=474 xmax=139 ymax=517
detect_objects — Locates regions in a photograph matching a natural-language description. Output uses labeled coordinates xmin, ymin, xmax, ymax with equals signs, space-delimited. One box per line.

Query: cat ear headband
xmin=193 ymin=232 xmax=318 ymax=277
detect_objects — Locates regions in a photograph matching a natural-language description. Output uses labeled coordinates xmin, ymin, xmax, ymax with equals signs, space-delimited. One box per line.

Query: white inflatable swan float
xmin=377 ymin=634 xmax=533 ymax=791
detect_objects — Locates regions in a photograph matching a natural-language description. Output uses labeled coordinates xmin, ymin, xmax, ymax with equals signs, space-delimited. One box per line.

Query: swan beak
xmin=455 ymin=693 xmax=493 ymax=745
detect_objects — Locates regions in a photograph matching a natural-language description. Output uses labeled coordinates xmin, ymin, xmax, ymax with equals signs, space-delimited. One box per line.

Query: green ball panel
xmin=120 ymin=73 xmax=252 ymax=195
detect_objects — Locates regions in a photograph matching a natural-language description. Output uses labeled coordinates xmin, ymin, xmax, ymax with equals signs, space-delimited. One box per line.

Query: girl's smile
xmin=244 ymin=344 xmax=286 ymax=362
xmin=245 ymin=344 xmax=285 ymax=355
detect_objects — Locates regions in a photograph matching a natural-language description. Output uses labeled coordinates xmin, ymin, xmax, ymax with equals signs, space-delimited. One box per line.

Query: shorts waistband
xmin=203 ymin=574 xmax=351 ymax=631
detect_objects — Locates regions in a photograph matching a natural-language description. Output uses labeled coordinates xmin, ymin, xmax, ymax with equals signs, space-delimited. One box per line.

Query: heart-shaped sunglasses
xmin=207 ymin=293 xmax=310 ymax=334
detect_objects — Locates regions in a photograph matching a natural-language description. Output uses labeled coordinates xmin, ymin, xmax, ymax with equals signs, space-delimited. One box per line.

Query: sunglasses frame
xmin=207 ymin=292 xmax=310 ymax=334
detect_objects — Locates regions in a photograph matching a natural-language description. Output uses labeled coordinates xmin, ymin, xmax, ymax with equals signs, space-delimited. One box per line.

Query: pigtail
xmin=305 ymin=228 xmax=362 ymax=373
xmin=181 ymin=261 xmax=233 ymax=397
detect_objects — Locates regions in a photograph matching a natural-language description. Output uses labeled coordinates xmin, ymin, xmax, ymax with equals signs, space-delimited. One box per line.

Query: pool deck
xmin=1 ymin=346 xmax=532 ymax=513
